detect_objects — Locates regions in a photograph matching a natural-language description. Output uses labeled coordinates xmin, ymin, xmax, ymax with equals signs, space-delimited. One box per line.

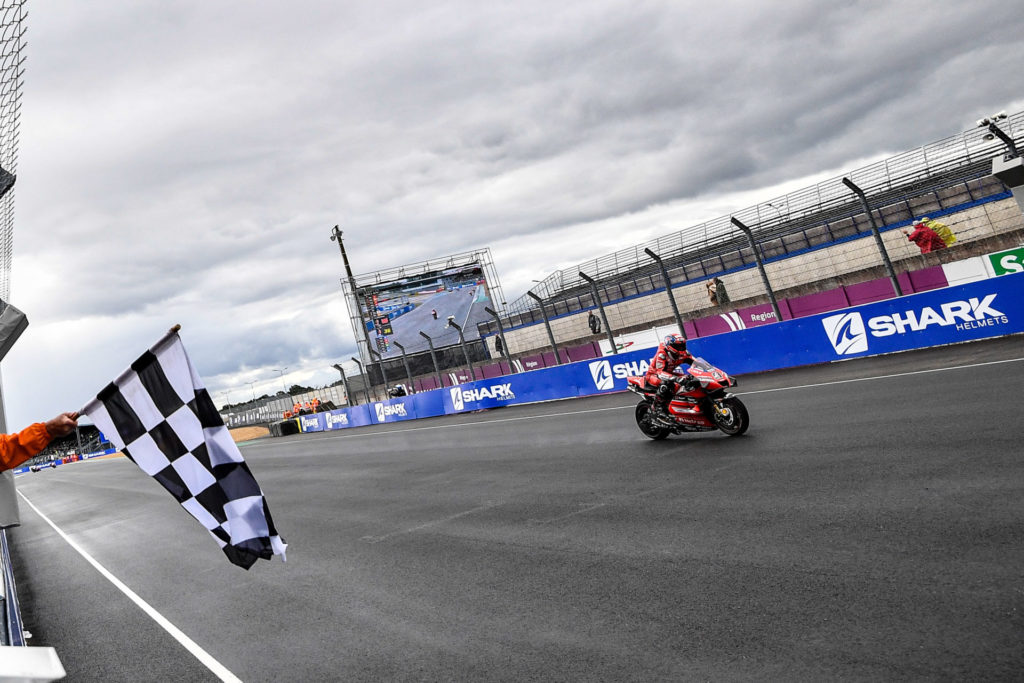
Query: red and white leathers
xmin=644 ymin=341 xmax=695 ymax=389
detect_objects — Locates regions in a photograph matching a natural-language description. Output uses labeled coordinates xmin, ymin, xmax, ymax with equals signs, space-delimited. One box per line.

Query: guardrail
xmin=1 ymin=528 xmax=24 ymax=646
xmin=281 ymin=271 xmax=1024 ymax=434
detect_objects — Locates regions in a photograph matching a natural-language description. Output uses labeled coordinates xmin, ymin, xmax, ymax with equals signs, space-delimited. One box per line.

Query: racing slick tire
xmin=712 ymin=396 xmax=749 ymax=436
xmin=635 ymin=401 xmax=670 ymax=440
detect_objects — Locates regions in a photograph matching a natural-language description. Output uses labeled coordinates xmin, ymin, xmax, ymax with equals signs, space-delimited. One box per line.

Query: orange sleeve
xmin=1 ymin=423 xmax=53 ymax=471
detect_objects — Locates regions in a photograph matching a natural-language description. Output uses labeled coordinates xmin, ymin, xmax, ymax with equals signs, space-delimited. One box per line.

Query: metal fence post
xmin=332 ymin=363 xmax=354 ymax=405
xmin=368 ymin=348 xmax=390 ymax=395
xmin=447 ymin=320 xmax=476 ymax=381
xmin=643 ymin=248 xmax=686 ymax=338
xmin=484 ymin=306 xmax=513 ymax=369
xmin=392 ymin=341 xmax=415 ymax=393
xmin=350 ymin=356 xmax=374 ymax=404
xmin=526 ymin=290 xmax=562 ymax=364
xmin=419 ymin=331 xmax=445 ymax=388
xmin=841 ymin=178 xmax=903 ymax=296
xmin=578 ymin=270 xmax=617 ymax=354
xmin=730 ymin=217 xmax=783 ymax=322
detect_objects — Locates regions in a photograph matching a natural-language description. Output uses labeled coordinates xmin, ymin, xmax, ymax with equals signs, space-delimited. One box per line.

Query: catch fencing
xmin=221 ymin=385 xmax=348 ymax=428
xmin=489 ymin=111 xmax=1024 ymax=333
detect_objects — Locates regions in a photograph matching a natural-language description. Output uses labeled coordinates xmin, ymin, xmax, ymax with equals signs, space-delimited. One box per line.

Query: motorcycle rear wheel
xmin=635 ymin=401 xmax=670 ymax=440
xmin=712 ymin=396 xmax=749 ymax=436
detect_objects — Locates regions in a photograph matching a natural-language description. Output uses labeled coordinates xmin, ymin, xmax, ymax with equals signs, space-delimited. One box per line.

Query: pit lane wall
xmin=291 ymin=272 xmax=1024 ymax=433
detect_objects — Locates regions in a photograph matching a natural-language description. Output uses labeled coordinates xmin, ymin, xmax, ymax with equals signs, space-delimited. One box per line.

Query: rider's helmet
xmin=663 ymin=333 xmax=687 ymax=359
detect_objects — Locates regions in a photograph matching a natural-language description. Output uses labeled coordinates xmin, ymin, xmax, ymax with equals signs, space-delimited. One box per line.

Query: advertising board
xmin=297 ymin=273 xmax=1024 ymax=435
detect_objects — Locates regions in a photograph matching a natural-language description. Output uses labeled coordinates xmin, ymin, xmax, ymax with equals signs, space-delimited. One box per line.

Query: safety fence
xmin=501 ymin=111 xmax=1024 ymax=323
xmin=282 ymin=270 xmax=1024 ymax=434
xmin=222 ymin=385 xmax=348 ymax=428
xmin=1 ymin=527 xmax=23 ymax=646
xmin=483 ymin=177 xmax=1012 ymax=336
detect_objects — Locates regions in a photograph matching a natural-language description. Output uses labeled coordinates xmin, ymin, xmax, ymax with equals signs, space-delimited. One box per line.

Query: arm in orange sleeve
xmin=1 ymin=423 xmax=53 ymax=472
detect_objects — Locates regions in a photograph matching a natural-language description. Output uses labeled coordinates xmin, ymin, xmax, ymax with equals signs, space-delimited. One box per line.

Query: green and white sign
xmin=987 ymin=247 xmax=1024 ymax=276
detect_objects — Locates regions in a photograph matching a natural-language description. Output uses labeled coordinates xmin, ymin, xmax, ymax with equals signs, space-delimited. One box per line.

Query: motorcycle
xmin=627 ymin=357 xmax=749 ymax=440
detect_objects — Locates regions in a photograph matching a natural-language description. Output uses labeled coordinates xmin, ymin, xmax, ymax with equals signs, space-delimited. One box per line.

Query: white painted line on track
xmin=241 ymin=404 xmax=632 ymax=447
xmin=242 ymin=356 xmax=1024 ymax=445
xmin=17 ymin=491 xmax=243 ymax=683
xmin=735 ymin=356 xmax=1024 ymax=395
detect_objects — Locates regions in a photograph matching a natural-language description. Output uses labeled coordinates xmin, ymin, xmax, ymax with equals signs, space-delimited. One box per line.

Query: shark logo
xmin=326 ymin=412 xmax=348 ymax=428
xmin=588 ymin=360 xmax=614 ymax=390
xmin=450 ymin=387 xmax=464 ymax=411
xmin=822 ymin=312 xmax=868 ymax=355
xmin=374 ymin=402 xmax=408 ymax=421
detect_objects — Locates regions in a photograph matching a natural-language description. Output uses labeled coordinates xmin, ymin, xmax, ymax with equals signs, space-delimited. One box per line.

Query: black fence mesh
xmin=0 ymin=1 xmax=25 ymax=302
xmin=491 ymin=112 xmax=1024 ymax=334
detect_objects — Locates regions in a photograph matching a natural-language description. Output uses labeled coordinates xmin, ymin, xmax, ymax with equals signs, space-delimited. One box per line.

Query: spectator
xmin=919 ymin=217 xmax=957 ymax=247
xmin=903 ymin=222 xmax=947 ymax=254
xmin=588 ymin=311 xmax=600 ymax=334
xmin=2 ymin=413 xmax=79 ymax=472
xmin=706 ymin=280 xmax=718 ymax=306
xmin=494 ymin=335 xmax=503 ymax=355
xmin=713 ymin=277 xmax=730 ymax=305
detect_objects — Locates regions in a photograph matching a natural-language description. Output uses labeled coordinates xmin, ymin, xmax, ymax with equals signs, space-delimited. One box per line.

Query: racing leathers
xmin=644 ymin=342 xmax=695 ymax=414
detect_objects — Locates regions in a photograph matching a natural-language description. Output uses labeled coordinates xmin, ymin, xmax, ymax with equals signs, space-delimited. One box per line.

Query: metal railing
xmin=1 ymin=527 xmax=24 ymax=646
xmin=502 ymin=112 xmax=1024 ymax=321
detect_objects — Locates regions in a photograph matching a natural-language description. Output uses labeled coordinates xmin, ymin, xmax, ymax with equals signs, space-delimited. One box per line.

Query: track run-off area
xmin=9 ymin=336 xmax=1024 ymax=681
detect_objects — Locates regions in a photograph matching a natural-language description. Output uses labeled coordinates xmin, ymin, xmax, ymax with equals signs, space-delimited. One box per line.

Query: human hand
xmin=45 ymin=412 xmax=79 ymax=438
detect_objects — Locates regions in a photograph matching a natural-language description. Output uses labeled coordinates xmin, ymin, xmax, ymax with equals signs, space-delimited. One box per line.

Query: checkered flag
xmin=81 ymin=327 xmax=286 ymax=569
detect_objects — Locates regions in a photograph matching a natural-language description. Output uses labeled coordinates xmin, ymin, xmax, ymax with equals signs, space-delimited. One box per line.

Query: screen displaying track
xmin=358 ymin=262 xmax=494 ymax=358
xmin=9 ymin=336 xmax=1024 ymax=680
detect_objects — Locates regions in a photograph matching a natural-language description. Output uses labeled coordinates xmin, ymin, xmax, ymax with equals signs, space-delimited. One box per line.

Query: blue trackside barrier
xmin=296 ymin=273 xmax=1024 ymax=434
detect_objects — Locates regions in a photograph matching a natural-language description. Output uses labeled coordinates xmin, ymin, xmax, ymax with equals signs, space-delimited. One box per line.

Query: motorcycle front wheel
xmin=635 ymin=400 xmax=670 ymax=440
xmin=712 ymin=396 xmax=749 ymax=436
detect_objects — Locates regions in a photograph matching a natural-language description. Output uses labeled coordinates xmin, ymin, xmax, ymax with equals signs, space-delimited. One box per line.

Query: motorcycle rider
xmin=645 ymin=333 xmax=697 ymax=418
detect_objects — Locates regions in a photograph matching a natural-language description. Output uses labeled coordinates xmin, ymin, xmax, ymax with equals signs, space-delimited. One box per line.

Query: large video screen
xmin=358 ymin=262 xmax=494 ymax=359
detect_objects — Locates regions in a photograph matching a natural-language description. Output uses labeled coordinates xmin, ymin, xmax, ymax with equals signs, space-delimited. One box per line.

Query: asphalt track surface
xmin=9 ymin=336 xmax=1024 ymax=681
xmin=376 ymin=286 xmax=491 ymax=359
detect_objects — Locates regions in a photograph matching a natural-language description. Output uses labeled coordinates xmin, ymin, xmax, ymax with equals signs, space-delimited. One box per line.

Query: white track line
xmin=736 ymin=356 xmax=1024 ymax=395
xmin=244 ymin=356 xmax=1024 ymax=445
xmin=242 ymin=404 xmax=632 ymax=446
xmin=17 ymin=491 xmax=243 ymax=683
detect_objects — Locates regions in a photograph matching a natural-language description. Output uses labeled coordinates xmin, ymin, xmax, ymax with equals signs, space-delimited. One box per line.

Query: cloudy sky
xmin=3 ymin=0 xmax=1022 ymax=428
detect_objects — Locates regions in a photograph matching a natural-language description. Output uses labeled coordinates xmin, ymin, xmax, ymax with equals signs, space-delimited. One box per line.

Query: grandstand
xmin=483 ymin=112 xmax=1024 ymax=338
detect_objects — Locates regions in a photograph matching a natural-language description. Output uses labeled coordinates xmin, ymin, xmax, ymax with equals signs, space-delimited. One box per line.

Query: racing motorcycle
xmin=627 ymin=357 xmax=749 ymax=440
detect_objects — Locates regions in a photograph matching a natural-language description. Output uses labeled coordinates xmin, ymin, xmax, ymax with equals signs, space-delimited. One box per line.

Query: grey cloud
xmin=6 ymin=0 xmax=1024 ymax=429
